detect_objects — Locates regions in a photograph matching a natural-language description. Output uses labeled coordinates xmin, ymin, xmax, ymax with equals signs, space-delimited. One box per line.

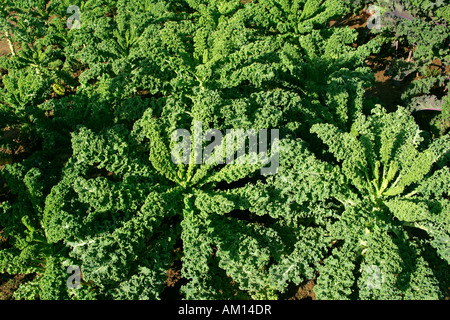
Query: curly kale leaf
xmin=310 ymin=106 xmax=450 ymax=299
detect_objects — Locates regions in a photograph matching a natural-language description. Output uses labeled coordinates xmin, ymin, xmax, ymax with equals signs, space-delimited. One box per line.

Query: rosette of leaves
xmin=41 ymin=89 xmax=339 ymax=299
xmin=309 ymin=106 xmax=450 ymax=299
xmin=0 ymin=152 xmax=72 ymax=299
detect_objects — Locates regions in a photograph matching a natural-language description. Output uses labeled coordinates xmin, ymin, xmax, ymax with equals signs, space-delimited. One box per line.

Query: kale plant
xmin=310 ymin=106 xmax=450 ymax=299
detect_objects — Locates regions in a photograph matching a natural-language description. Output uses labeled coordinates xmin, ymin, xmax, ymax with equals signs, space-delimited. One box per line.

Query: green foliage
xmin=0 ymin=0 xmax=447 ymax=301
xmin=347 ymin=1 xmax=450 ymax=136
xmin=310 ymin=106 xmax=450 ymax=299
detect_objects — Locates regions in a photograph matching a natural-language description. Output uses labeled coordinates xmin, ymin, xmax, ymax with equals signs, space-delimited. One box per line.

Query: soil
xmin=289 ymin=280 xmax=316 ymax=300
xmin=161 ymin=260 xmax=185 ymax=300
xmin=364 ymin=54 xmax=412 ymax=111
xmin=329 ymin=9 xmax=372 ymax=29
xmin=0 ymin=274 xmax=27 ymax=300
xmin=0 ymin=40 xmax=10 ymax=57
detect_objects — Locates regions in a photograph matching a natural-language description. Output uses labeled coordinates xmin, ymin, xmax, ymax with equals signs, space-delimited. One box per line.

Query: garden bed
xmin=0 ymin=0 xmax=449 ymax=301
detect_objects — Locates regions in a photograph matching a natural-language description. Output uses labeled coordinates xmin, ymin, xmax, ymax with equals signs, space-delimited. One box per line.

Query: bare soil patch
xmin=364 ymin=54 xmax=413 ymax=110
xmin=289 ymin=279 xmax=316 ymax=300
xmin=0 ymin=40 xmax=10 ymax=57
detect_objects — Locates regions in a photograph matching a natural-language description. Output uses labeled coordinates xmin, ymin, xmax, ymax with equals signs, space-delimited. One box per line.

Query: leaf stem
xmin=4 ymin=30 xmax=15 ymax=56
